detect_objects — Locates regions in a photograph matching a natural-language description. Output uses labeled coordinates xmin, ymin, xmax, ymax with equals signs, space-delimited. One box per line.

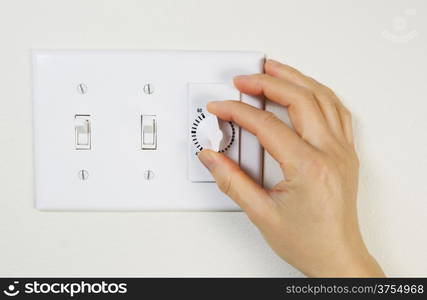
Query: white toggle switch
xmin=75 ymin=115 xmax=91 ymax=150
xmin=141 ymin=115 xmax=157 ymax=150
xmin=188 ymin=83 xmax=240 ymax=182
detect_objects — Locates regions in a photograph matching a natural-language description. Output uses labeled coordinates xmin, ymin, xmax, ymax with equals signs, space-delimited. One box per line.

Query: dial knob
xmin=191 ymin=111 xmax=235 ymax=155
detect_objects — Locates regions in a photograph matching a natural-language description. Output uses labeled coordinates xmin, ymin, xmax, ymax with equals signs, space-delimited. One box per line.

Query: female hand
xmin=198 ymin=59 xmax=384 ymax=277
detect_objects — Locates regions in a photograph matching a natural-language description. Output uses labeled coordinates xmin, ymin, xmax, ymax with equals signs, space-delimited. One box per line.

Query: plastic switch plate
xmin=32 ymin=50 xmax=264 ymax=211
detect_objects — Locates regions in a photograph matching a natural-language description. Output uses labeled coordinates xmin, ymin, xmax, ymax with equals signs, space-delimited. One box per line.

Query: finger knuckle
xmin=299 ymin=87 xmax=315 ymax=101
xmin=320 ymin=86 xmax=337 ymax=98
xmin=217 ymin=174 xmax=232 ymax=196
xmin=261 ymin=111 xmax=279 ymax=126
xmin=288 ymin=67 xmax=302 ymax=79
xmin=316 ymin=85 xmax=342 ymax=104
xmin=315 ymin=86 xmax=337 ymax=100
xmin=341 ymin=106 xmax=352 ymax=119
xmin=320 ymin=96 xmax=337 ymax=108
xmin=304 ymin=155 xmax=335 ymax=182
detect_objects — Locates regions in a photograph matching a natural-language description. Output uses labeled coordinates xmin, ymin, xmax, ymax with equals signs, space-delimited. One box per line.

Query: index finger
xmin=207 ymin=100 xmax=310 ymax=167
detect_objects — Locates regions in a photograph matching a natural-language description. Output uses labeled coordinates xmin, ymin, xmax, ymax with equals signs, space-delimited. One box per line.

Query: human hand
xmin=198 ymin=59 xmax=384 ymax=277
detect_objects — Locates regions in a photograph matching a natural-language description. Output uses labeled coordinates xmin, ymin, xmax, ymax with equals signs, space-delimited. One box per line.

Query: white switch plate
xmin=32 ymin=50 xmax=264 ymax=211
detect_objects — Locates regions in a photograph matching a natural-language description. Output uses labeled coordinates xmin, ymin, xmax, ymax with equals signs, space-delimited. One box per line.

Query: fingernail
xmin=198 ymin=150 xmax=216 ymax=170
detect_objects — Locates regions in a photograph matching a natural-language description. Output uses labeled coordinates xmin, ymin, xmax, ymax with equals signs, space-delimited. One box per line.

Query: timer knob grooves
xmin=190 ymin=112 xmax=235 ymax=154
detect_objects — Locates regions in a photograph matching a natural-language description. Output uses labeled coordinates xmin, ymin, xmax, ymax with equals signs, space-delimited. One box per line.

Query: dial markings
xmin=191 ymin=112 xmax=235 ymax=155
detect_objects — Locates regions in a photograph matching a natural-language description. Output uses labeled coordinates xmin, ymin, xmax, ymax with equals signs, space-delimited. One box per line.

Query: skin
xmin=198 ymin=59 xmax=385 ymax=277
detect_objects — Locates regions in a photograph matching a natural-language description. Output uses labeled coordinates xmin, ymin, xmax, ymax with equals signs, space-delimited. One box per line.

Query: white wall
xmin=0 ymin=0 xmax=426 ymax=277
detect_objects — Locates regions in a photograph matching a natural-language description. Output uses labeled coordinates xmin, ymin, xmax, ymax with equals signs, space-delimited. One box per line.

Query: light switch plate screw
xmin=144 ymin=169 xmax=155 ymax=180
xmin=143 ymin=83 xmax=154 ymax=94
xmin=78 ymin=169 xmax=89 ymax=180
xmin=77 ymin=83 xmax=88 ymax=94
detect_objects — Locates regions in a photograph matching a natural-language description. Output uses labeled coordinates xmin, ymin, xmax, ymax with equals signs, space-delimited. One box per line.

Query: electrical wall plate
xmin=32 ymin=50 xmax=265 ymax=211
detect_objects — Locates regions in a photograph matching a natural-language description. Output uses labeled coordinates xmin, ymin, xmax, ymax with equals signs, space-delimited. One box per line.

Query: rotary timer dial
xmin=191 ymin=109 xmax=235 ymax=155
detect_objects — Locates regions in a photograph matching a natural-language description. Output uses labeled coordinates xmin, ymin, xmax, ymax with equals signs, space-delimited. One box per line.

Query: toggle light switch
xmin=75 ymin=115 xmax=91 ymax=150
xmin=188 ymin=83 xmax=240 ymax=182
xmin=141 ymin=115 xmax=157 ymax=150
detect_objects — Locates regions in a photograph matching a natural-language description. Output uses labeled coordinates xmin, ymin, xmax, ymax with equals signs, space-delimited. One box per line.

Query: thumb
xmin=198 ymin=149 xmax=274 ymax=223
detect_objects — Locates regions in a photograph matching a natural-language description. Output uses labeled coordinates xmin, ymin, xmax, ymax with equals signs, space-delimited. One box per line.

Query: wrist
xmin=343 ymin=252 xmax=385 ymax=277
xmin=308 ymin=250 xmax=385 ymax=278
